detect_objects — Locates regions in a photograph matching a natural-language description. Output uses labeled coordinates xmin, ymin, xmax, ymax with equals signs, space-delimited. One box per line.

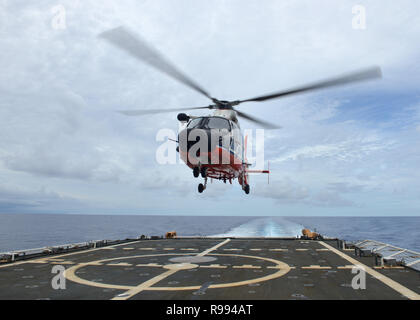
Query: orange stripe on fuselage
xmin=180 ymin=146 xmax=243 ymax=180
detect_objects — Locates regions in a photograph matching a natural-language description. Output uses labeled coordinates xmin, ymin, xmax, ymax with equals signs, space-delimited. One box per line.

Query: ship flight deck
xmin=0 ymin=238 xmax=419 ymax=300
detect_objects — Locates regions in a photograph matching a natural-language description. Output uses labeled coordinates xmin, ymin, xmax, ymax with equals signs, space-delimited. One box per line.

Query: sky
xmin=0 ymin=0 xmax=420 ymax=216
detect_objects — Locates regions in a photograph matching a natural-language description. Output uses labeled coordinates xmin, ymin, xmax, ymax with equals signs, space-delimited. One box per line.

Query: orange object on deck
xmin=302 ymin=229 xmax=320 ymax=240
xmin=165 ymin=231 xmax=177 ymax=239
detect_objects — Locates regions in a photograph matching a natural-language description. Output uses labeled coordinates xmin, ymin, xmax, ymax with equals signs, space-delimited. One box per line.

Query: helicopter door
xmin=231 ymin=121 xmax=242 ymax=162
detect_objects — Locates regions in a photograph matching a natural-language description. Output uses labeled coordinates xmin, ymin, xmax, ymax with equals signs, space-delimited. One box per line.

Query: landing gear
xmin=194 ymin=166 xmax=207 ymax=178
xmin=200 ymin=167 xmax=207 ymax=178
xmin=240 ymin=172 xmax=250 ymax=195
xmin=198 ymin=177 xmax=208 ymax=193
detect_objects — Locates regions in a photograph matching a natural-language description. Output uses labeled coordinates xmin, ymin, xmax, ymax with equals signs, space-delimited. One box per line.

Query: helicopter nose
xmin=179 ymin=128 xmax=222 ymax=156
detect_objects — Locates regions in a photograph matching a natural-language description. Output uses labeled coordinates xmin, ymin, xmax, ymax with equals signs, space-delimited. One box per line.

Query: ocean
xmin=0 ymin=214 xmax=418 ymax=253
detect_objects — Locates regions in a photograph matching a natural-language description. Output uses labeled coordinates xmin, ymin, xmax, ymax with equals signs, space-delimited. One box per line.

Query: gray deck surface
xmin=0 ymin=238 xmax=419 ymax=300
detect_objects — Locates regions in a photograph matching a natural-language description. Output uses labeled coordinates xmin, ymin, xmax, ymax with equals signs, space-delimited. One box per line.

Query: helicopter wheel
xmin=244 ymin=184 xmax=250 ymax=195
xmin=200 ymin=167 xmax=207 ymax=178
xmin=193 ymin=167 xmax=200 ymax=178
xmin=198 ymin=183 xmax=205 ymax=193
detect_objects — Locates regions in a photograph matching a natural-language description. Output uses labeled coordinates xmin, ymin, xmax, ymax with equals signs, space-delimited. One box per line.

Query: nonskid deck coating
xmin=0 ymin=238 xmax=419 ymax=300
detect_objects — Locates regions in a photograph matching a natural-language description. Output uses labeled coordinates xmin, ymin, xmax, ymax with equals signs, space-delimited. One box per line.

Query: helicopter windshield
xmin=205 ymin=117 xmax=231 ymax=130
xmin=187 ymin=117 xmax=203 ymax=129
xmin=187 ymin=117 xmax=231 ymax=130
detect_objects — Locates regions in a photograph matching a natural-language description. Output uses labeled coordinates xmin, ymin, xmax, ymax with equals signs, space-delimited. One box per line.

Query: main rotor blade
xmin=118 ymin=106 xmax=212 ymax=116
xmin=99 ymin=26 xmax=213 ymax=100
xmin=238 ymin=66 xmax=382 ymax=104
xmin=235 ymin=110 xmax=281 ymax=129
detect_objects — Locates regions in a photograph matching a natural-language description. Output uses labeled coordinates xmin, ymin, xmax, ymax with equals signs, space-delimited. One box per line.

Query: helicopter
xmin=99 ymin=26 xmax=382 ymax=194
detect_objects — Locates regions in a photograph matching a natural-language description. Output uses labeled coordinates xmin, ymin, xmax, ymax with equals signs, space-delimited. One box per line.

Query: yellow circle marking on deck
xmin=64 ymin=253 xmax=290 ymax=293
xmin=150 ymin=253 xmax=291 ymax=291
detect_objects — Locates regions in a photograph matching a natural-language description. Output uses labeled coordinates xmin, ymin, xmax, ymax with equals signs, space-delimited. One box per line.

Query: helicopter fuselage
xmin=177 ymin=112 xmax=249 ymax=191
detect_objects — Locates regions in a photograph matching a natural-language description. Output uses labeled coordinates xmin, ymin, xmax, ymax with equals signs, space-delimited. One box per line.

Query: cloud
xmin=327 ymin=182 xmax=366 ymax=194
xmin=0 ymin=184 xmax=83 ymax=212
xmin=272 ymin=135 xmax=396 ymax=163
xmin=254 ymin=177 xmax=354 ymax=207
xmin=254 ymin=177 xmax=309 ymax=202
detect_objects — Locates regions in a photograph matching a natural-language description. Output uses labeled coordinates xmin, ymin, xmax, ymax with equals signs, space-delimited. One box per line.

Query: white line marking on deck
xmin=268 ymin=266 xmax=295 ymax=270
xmin=26 ymin=260 xmax=49 ymax=264
xmin=136 ymin=263 xmax=162 ymax=267
xmin=233 ymin=265 xmax=261 ymax=269
xmin=112 ymin=269 xmax=179 ymax=300
xmin=199 ymin=264 xmax=227 ymax=269
xmin=84 ymin=262 xmax=103 ymax=266
xmin=337 ymin=265 xmax=354 ymax=269
xmin=319 ymin=241 xmax=420 ymax=300
xmin=50 ymin=261 xmax=75 ymax=265
xmin=301 ymin=265 xmax=331 ymax=270
xmin=197 ymin=239 xmax=231 ymax=257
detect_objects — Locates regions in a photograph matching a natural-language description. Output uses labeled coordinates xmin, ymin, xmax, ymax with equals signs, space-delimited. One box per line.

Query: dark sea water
xmin=0 ymin=214 xmax=419 ymax=253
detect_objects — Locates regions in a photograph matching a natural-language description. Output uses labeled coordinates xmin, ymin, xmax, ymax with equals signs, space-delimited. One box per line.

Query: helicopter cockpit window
xmin=187 ymin=117 xmax=203 ymax=129
xmin=205 ymin=117 xmax=231 ymax=130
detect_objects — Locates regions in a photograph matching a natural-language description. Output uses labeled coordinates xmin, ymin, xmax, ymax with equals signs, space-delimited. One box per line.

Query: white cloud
xmin=272 ymin=135 xmax=396 ymax=163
